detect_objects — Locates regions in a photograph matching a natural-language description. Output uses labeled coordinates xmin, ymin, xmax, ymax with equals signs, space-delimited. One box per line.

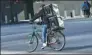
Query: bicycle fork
xmin=28 ymin=32 xmax=35 ymax=44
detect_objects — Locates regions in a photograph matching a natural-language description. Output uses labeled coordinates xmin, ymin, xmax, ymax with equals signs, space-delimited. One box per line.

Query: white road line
xmin=1 ymin=50 xmax=92 ymax=54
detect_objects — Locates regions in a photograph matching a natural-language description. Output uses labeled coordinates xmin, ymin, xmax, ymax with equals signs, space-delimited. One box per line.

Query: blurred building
xmin=0 ymin=0 xmax=92 ymax=24
xmin=34 ymin=0 xmax=92 ymax=17
xmin=0 ymin=0 xmax=24 ymax=24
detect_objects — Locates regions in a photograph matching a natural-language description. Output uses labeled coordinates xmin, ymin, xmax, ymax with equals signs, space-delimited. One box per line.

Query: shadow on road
xmin=64 ymin=45 xmax=92 ymax=50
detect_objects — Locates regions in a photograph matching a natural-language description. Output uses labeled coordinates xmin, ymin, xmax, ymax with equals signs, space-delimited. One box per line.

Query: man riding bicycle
xmin=30 ymin=4 xmax=64 ymax=49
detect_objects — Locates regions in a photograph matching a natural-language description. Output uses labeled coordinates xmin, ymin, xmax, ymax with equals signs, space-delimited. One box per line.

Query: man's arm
xmin=31 ymin=9 xmax=42 ymax=22
xmin=90 ymin=3 xmax=91 ymax=7
xmin=88 ymin=2 xmax=91 ymax=8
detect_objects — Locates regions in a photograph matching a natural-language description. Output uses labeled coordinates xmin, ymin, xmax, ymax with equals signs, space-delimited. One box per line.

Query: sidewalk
xmin=1 ymin=16 xmax=91 ymax=25
xmin=19 ymin=16 xmax=92 ymax=23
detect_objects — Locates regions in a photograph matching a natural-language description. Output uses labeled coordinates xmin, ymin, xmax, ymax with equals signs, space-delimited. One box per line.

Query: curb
xmin=19 ymin=17 xmax=92 ymax=23
xmin=64 ymin=18 xmax=92 ymax=22
xmin=1 ymin=20 xmax=30 ymax=26
xmin=1 ymin=17 xmax=92 ymax=25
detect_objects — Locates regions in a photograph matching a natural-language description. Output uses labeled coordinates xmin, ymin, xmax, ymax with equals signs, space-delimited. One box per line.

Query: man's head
xmin=84 ymin=0 xmax=88 ymax=2
xmin=41 ymin=4 xmax=45 ymax=8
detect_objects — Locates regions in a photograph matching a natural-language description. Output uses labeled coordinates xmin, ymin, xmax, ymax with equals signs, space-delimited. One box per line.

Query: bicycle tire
xmin=27 ymin=33 xmax=38 ymax=52
xmin=49 ymin=31 xmax=65 ymax=51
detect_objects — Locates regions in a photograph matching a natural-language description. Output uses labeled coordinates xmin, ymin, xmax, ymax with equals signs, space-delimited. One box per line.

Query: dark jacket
xmin=32 ymin=4 xmax=59 ymax=28
xmin=82 ymin=2 xmax=91 ymax=10
xmin=87 ymin=2 xmax=91 ymax=10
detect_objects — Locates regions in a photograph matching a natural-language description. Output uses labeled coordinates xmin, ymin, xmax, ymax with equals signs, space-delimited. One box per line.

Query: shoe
xmin=41 ymin=43 xmax=47 ymax=49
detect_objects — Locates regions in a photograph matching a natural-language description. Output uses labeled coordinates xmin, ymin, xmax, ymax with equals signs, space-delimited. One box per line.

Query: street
xmin=1 ymin=18 xmax=92 ymax=54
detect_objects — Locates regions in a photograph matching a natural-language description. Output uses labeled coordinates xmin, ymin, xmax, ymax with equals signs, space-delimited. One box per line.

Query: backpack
xmin=82 ymin=3 xmax=89 ymax=10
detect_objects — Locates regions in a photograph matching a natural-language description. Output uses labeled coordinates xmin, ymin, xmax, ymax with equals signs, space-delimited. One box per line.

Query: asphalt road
xmin=1 ymin=18 xmax=92 ymax=54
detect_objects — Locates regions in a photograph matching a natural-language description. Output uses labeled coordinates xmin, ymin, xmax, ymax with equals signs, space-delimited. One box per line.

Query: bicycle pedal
xmin=41 ymin=47 xmax=45 ymax=49
xmin=41 ymin=46 xmax=47 ymax=49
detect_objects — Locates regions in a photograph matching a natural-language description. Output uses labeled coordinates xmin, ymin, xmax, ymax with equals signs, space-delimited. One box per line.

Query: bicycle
xmin=27 ymin=21 xmax=65 ymax=52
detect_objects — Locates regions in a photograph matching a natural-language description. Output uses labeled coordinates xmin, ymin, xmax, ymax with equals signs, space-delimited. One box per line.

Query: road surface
xmin=1 ymin=18 xmax=92 ymax=54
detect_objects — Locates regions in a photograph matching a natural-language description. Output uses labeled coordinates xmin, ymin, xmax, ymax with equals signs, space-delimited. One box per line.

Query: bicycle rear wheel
xmin=27 ymin=33 xmax=38 ymax=52
xmin=49 ymin=31 xmax=65 ymax=51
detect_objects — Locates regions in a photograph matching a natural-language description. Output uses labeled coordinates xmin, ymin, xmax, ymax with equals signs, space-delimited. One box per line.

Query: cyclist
xmin=30 ymin=4 xmax=60 ymax=49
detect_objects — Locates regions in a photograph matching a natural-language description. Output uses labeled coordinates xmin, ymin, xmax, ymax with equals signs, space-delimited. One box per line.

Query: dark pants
xmin=83 ymin=10 xmax=90 ymax=16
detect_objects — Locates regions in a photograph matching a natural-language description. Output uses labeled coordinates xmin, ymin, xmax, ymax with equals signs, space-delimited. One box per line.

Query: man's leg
xmin=41 ymin=24 xmax=47 ymax=48
xmin=84 ymin=10 xmax=86 ymax=15
xmin=88 ymin=10 xmax=90 ymax=17
xmin=86 ymin=10 xmax=90 ymax=17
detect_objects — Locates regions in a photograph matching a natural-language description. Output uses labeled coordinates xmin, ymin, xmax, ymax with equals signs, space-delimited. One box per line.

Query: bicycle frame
xmin=31 ymin=23 xmax=43 ymax=41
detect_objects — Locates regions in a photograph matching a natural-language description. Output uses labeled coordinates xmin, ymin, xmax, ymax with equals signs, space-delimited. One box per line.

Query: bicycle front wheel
xmin=49 ymin=31 xmax=65 ymax=51
xmin=27 ymin=33 xmax=38 ymax=52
